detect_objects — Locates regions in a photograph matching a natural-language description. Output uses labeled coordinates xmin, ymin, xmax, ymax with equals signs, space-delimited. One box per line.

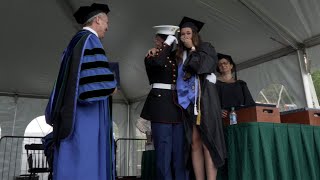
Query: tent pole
xmin=260 ymin=91 xmax=270 ymax=104
xmin=277 ymin=85 xmax=284 ymax=108
xmin=297 ymin=50 xmax=314 ymax=107
xmin=237 ymin=34 xmax=320 ymax=71
xmin=11 ymin=95 xmax=18 ymax=136
xmin=126 ymin=104 xmax=130 ymax=176
xmin=237 ymin=46 xmax=295 ymax=70
xmin=304 ymin=34 xmax=320 ymax=48
xmin=0 ymin=92 xmax=48 ymax=99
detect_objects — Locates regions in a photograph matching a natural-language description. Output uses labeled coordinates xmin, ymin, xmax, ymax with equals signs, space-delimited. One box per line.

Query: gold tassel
xmin=196 ymin=77 xmax=201 ymax=125
xmin=196 ymin=111 xmax=201 ymax=125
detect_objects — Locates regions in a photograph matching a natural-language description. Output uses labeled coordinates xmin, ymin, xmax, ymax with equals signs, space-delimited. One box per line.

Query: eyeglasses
xmin=218 ymin=62 xmax=230 ymax=66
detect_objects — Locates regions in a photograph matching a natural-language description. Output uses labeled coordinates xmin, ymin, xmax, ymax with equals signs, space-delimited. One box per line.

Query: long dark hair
xmin=175 ymin=28 xmax=202 ymax=64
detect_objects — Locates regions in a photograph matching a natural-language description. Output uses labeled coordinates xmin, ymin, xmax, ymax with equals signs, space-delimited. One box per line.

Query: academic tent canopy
xmin=0 ymin=0 xmax=320 ymax=176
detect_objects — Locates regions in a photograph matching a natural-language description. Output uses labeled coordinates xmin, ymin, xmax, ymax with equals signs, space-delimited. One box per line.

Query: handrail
xmin=115 ymin=138 xmax=147 ymax=144
xmin=0 ymin=136 xmax=44 ymax=141
xmin=0 ymin=136 xmax=46 ymax=180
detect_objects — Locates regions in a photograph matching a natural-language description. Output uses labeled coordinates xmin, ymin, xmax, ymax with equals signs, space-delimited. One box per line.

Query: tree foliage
xmin=311 ymin=70 xmax=320 ymax=102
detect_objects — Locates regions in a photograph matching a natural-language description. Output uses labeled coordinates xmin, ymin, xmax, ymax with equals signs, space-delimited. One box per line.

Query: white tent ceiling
xmin=1 ymin=0 xmax=320 ymax=103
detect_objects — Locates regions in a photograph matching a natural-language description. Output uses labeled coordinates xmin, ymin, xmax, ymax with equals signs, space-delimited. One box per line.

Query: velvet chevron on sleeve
xmin=78 ymin=35 xmax=116 ymax=102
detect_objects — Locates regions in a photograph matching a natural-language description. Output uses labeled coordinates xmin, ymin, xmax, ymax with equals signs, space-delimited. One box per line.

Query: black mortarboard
xmin=73 ymin=3 xmax=110 ymax=24
xmin=179 ymin=16 xmax=204 ymax=32
xmin=217 ymin=53 xmax=234 ymax=64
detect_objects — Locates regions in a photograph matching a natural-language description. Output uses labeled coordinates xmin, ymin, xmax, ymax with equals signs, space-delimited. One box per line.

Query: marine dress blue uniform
xmin=140 ymin=29 xmax=188 ymax=180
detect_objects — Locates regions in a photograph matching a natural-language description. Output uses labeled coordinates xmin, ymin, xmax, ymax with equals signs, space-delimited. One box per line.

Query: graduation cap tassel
xmin=196 ymin=110 xmax=201 ymax=125
xmin=194 ymin=76 xmax=199 ymax=115
xmin=196 ymin=77 xmax=201 ymax=125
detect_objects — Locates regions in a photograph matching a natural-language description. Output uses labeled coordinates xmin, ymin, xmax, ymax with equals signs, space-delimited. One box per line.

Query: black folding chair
xmin=25 ymin=143 xmax=52 ymax=180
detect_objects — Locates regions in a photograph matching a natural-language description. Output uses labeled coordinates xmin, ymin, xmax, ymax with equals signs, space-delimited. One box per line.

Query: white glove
xmin=164 ymin=35 xmax=178 ymax=46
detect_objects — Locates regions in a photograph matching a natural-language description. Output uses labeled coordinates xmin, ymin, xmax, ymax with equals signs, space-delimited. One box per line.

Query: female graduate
xmin=175 ymin=17 xmax=226 ymax=180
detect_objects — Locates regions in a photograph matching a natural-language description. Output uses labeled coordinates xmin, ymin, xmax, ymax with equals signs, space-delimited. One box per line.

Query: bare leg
xmin=191 ymin=125 xmax=205 ymax=180
xmin=203 ymin=144 xmax=217 ymax=180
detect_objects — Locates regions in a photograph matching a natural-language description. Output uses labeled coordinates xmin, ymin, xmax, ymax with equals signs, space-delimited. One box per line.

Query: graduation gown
xmin=181 ymin=42 xmax=227 ymax=168
xmin=45 ymin=30 xmax=117 ymax=180
xmin=216 ymin=80 xmax=255 ymax=109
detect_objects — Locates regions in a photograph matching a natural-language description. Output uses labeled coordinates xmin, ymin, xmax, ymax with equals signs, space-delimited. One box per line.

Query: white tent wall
xmin=113 ymin=102 xmax=131 ymax=176
xmin=0 ymin=96 xmax=47 ymax=137
xmin=0 ymin=96 xmax=19 ymax=180
xmin=0 ymin=96 xmax=48 ymax=180
xmin=126 ymin=101 xmax=146 ymax=176
xmin=237 ymin=53 xmax=308 ymax=108
xmin=0 ymin=96 xmax=16 ymax=137
xmin=114 ymin=100 xmax=146 ymax=176
xmin=13 ymin=97 xmax=48 ymax=136
xmin=112 ymin=102 xmax=129 ymax=139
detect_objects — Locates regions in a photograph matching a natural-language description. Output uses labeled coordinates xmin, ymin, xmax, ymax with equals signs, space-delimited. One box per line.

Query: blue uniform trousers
xmin=151 ymin=122 xmax=188 ymax=180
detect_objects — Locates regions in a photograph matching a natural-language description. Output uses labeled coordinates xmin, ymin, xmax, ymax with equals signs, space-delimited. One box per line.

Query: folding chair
xmin=25 ymin=143 xmax=52 ymax=180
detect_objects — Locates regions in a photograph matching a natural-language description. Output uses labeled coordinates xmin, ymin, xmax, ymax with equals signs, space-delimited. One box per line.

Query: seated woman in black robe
xmin=216 ymin=53 xmax=255 ymax=118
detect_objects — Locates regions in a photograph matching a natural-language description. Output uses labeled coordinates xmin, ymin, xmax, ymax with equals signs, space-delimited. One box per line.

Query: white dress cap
xmin=152 ymin=25 xmax=179 ymax=35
